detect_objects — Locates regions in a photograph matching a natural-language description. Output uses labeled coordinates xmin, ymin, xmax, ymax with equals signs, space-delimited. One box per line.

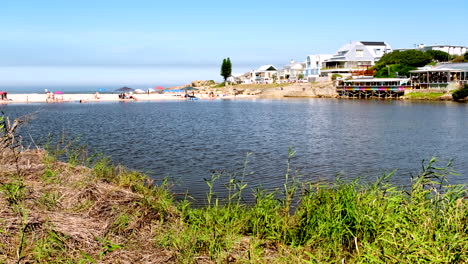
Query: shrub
xmin=331 ymin=74 xmax=342 ymax=80
xmin=452 ymin=84 xmax=468 ymax=101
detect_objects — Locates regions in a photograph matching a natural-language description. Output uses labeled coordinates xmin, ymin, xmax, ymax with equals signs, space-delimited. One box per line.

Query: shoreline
xmin=0 ymin=91 xmax=459 ymax=104
xmin=0 ymin=93 xmax=257 ymax=104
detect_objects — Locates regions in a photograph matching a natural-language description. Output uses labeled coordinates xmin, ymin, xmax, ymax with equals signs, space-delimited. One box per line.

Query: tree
xmin=375 ymin=50 xmax=432 ymax=71
xmin=452 ymin=55 xmax=465 ymax=63
xmin=373 ymin=50 xmax=433 ymax=78
xmin=374 ymin=64 xmax=416 ymax=78
xmin=464 ymin=52 xmax=468 ymax=62
xmin=220 ymin=57 xmax=232 ymax=82
xmin=426 ymin=50 xmax=451 ymax=62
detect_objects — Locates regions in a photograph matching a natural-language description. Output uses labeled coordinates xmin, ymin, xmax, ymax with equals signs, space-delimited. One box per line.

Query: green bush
xmin=331 ymin=74 xmax=342 ymax=80
xmin=452 ymin=84 xmax=468 ymax=101
xmin=374 ymin=63 xmax=416 ymax=78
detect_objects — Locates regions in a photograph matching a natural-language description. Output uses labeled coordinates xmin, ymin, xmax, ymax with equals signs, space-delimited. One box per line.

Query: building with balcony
xmin=304 ymin=54 xmax=332 ymax=81
xmin=277 ymin=60 xmax=305 ymax=81
xmin=322 ymin=41 xmax=392 ymax=76
xmin=235 ymin=65 xmax=278 ymax=84
xmin=410 ymin=63 xmax=468 ymax=90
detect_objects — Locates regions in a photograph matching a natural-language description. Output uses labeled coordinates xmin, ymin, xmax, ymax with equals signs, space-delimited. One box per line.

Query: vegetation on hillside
xmin=452 ymin=52 xmax=468 ymax=63
xmin=1 ymin=114 xmax=467 ymax=263
xmin=374 ymin=50 xmax=433 ymax=78
xmin=373 ymin=50 xmax=455 ymax=78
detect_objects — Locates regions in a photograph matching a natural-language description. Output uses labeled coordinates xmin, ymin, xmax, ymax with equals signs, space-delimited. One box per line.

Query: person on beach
xmin=0 ymin=92 xmax=7 ymax=101
xmin=46 ymin=91 xmax=54 ymax=103
xmin=94 ymin=92 xmax=100 ymax=99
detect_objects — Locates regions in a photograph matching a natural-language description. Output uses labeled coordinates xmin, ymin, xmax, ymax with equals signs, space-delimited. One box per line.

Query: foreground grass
xmin=405 ymin=92 xmax=445 ymax=100
xmin=0 ymin=118 xmax=466 ymax=263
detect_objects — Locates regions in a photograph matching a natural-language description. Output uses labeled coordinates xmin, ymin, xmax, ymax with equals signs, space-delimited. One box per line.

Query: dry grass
xmin=0 ymin=149 xmax=178 ymax=263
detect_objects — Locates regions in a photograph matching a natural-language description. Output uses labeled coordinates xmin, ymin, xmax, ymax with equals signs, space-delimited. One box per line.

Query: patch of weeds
xmin=37 ymin=191 xmax=61 ymax=210
xmin=154 ymin=225 xmax=200 ymax=263
xmin=96 ymin=237 xmax=123 ymax=259
xmin=40 ymin=151 xmax=63 ymax=184
xmin=1 ymin=178 xmax=26 ymax=206
xmin=110 ymin=213 xmax=131 ymax=235
xmin=70 ymin=199 xmax=95 ymax=213
xmin=40 ymin=167 xmax=61 ymax=184
xmin=92 ymin=157 xmax=117 ymax=182
xmin=78 ymin=252 xmax=97 ymax=264
xmin=32 ymin=230 xmax=69 ymax=262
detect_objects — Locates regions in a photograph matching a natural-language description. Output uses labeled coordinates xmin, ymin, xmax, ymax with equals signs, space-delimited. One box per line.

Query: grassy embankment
xmin=0 ymin=115 xmax=467 ymax=263
xmin=404 ymin=92 xmax=445 ymax=100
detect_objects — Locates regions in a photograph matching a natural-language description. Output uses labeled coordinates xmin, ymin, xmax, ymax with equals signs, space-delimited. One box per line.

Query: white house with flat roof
xmin=416 ymin=44 xmax=467 ymax=56
xmin=304 ymin=54 xmax=333 ymax=81
xmin=322 ymin=41 xmax=392 ymax=76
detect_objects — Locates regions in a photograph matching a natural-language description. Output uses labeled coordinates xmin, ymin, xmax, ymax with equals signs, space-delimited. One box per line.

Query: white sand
xmin=1 ymin=93 xmax=254 ymax=104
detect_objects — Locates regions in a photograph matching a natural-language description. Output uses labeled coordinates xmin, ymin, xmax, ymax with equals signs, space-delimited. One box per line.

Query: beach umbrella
xmin=97 ymin=88 xmax=106 ymax=92
xmin=54 ymin=91 xmax=64 ymax=94
xmin=115 ymin=87 xmax=134 ymax=92
xmin=155 ymin=86 xmax=164 ymax=90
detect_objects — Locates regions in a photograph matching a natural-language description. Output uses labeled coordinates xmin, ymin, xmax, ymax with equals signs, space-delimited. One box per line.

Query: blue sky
xmin=1 ymin=0 xmax=467 ymax=86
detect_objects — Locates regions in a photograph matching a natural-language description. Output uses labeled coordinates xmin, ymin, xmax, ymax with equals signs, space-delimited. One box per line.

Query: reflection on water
xmin=2 ymin=99 xmax=468 ymax=202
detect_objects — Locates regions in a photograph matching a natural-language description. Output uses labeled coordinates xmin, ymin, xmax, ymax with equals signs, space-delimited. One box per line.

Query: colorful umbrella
xmin=115 ymin=87 xmax=134 ymax=92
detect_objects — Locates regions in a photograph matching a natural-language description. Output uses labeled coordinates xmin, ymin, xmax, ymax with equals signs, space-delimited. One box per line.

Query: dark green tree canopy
xmin=464 ymin=52 xmax=468 ymax=61
xmin=374 ymin=50 xmax=432 ymax=72
xmin=374 ymin=49 xmax=454 ymax=78
xmin=220 ymin=57 xmax=232 ymax=82
xmin=425 ymin=50 xmax=451 ymax=62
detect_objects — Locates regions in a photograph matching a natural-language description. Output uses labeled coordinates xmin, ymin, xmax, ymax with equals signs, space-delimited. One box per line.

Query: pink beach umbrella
xmin=155 ymin=86 xmax=164 ymax=90
xmin=54 ymin=91 xmax=64 ymax=94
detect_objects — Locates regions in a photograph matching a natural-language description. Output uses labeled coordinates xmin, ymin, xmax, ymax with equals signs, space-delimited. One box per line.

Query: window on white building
xmin=356 ymin=49 xmax=364 ymax=57
xmin=375 ymin=49 xmax=381 ymax=56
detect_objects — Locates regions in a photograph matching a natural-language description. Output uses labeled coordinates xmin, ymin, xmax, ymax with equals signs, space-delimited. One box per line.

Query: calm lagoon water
xmin=2 ymin=99 xmax=467 ymax=202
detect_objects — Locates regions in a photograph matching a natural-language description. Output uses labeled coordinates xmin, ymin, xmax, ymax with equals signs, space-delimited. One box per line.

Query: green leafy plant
xmin=452 ymin=84 xmax=468 ymax=101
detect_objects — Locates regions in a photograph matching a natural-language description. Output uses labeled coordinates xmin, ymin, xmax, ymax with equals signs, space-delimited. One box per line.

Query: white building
xmin=254 ymin=65 xmax=278 ymax=84
xmin=416 ymin=44 xmax=467 ymax=56
xmin=322 ymin=41 xmax=392 ymax=76
xmin=277 ymin=60 xmax=306 ymax=81
xmin=235 ymin=65 xmax=278 ymax=84
xmin=304 ymin=54 xmax=333 ymax=81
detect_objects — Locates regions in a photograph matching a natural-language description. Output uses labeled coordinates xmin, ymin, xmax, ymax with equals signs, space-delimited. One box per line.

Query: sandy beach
xmin=1 ymin=93 xmax=254 ymax=104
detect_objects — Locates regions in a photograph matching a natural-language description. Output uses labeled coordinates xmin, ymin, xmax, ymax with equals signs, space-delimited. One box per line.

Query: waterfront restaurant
xmin=410 ymin=63 xmax=468 ymax=90
xmin=336 ymin=78 xmax=411 ymax=98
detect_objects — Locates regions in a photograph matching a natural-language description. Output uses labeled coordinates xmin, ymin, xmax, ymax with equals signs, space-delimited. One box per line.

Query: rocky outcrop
xmin=259 ymin=82 xmax=338 ymax=98
xmin=191 ymin=80 xmax=215 ymax=87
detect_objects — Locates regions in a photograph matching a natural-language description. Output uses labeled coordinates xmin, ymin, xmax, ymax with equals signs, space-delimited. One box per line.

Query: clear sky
xmin=1 ymin=0 xmax=467 ymax=87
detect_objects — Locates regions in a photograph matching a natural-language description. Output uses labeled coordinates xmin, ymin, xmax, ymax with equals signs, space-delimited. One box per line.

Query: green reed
xmin=167 ymin=156 xmax=467 ymax=263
